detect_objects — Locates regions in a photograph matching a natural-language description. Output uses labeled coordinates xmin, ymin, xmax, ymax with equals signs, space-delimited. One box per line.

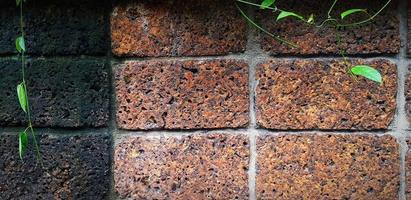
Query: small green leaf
xmin=276 ymin=11 xmax=304 ymax=21
xmin=340 ymin=9 xmax=367 ymax=19
xmin=307 ymin=14 xmax=315 ymax=24
xmin=19 ymin=131 xmax=28 ymax=160
xmin=351 ymin=65 xmax=382 ymax=83
xmin=16 ymin=0 xmax=21 ymax=6
xmin=260 ymin=0 xmax=275 ymax=9
xmin=17 ymin=82 xmax=27 ymax=113
xmin=15 ymin=36 xmax=26 ymax=53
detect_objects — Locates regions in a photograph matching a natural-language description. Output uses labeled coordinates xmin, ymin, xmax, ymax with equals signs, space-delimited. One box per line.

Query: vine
xmin=236 ymin=0 xmax=391 ymax=84
xmin=15 ymin=0 xmax=42 ymax=165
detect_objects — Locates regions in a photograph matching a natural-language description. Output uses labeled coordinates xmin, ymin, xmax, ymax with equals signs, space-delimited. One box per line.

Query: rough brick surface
xmin=257 ymin=134 xmax=400 ymax=200
xmin=0 ymin=133 xmax=111 ymax=199
xmin=115 ymin=59 xmax=249 ymax=130
xmin=111 ymin=0 xmax=247 ymax=57
xmin=0 ymin=0 xmax=109 ymax=55
xmin=256 ymin=59 xmax=396 ymax=130
xmin=406 ymin=138 xmax=411 ymax=200
xmin=406 ymin=73 xmax=411 ymax=123
xmin=408 ymin=5 xmax=411 ymax=56
xmin=0 ymin=58 xmax=110 ymax=127
xmin=114 ymin=133 xmax=250 ymax=199
xmin=255 ymin=0 xmax=399 ymax=55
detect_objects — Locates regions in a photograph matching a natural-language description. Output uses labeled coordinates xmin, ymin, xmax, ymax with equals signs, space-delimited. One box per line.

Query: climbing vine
xmin=236 ymin=0 xmax=391 ymax=84
xmin=15 ymin=0 xmax=42 ymax=165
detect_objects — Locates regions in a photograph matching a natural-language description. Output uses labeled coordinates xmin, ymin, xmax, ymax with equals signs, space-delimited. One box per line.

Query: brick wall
xmin=0 ymin=0 xmax=410 ymax=199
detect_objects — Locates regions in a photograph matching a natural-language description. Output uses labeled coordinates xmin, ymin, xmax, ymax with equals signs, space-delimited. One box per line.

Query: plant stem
xmin=328 ymin=0 xmax=338 ymax=19
xmin=19 ymin=0 xmax=43 ymax=167
xmin=337 ymin=0 xmax=391 ymax=27
xmin=235 ymin=3 xmax=298 ymax=48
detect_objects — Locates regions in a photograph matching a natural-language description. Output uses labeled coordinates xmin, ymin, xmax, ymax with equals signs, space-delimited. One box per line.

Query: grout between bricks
xmin=390 ymin=0 xmax=409 ymax=199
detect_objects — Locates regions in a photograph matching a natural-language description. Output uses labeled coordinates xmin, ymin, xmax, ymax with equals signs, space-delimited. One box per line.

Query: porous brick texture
xmin=114 ymin=133 xmax=250 ymax=199
xmin=256 ymin=59 xmax=397 ymax=130
xmin=257 ymin=134 xmax=400 ymax=200
xmin=0 ymin=133 xmax=111 ymax=199
xmin=0 ymin=58 xmax=110 ymax=127
xmin=111 ymin=0 xmax=247 ymax=57
xmin=115 ymin=59 xmax=249 ymax=130
xmin=406 ymin=73 xmax=411 ymax=123
xmin=0 ymin=0 xmax=109 ymax=55
xmin=407 ymin=138 xmax=411 ymax=200
xmin=255 ymin=0 xmax=399 ymax=55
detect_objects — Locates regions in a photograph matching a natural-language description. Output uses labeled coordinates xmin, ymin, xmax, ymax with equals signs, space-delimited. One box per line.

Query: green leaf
xmin=351 ymin=65 xmax=382 ymax=83
xmin=307 ymin=14 xmax=315 ymax=24
xmin=19 ymin=131 xmax=28 ymax=160
xmin=17 ymin=82 xmax=27 ymax=113
xmin=15 ymin=36 xmax=26 ymax=53
xmin=260 ymin=0 xmax=275 ymax=9
xmin=16 ymin=0 xmax=21 ymax=6
xmin=340 ymin=9 xmax=367 ymax=19
xmin=276 ymin=11 xmax=304 ymax=21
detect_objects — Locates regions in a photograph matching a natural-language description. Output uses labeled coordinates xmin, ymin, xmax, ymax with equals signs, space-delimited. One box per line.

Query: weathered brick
xmin=111 ymin=0 xmax=247 ymax=57
xmin=255 ymin=0 xmax=399 ymax=55
xmin=257 ymin=134 xmax=400 ymax=200
xmin=114 ymin=133 xmax=249 ymax=199
xmin=115 ymin=59 xmax=249 ymax=130
xmin=0 ymin=0 xmax=109 ymax=55
xmin=408 ymin=4 xmax=411 ymax=56
xmin=0 ymin=132 xmax=111 ymax=199
xmin=406 ymin=73 xmax=411 ymax=123
xmin=0 ymin=58 xmax=110 ymax=127
xmin=406 ymin=138 xmax=411 ymax=200
xmin=256 ymin=59 xmax=396 ymax=130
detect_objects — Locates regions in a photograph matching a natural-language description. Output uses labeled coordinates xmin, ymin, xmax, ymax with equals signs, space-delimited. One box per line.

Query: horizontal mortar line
xmin=0 ymin=54 xmax=111 ymax=60
xmin=113 ymin=127 xmax=393 ymax=136
xmin=110 ymin=54 xmax=401 ymax=63
xmin=0 ymin=127 xmax=111 ymax=135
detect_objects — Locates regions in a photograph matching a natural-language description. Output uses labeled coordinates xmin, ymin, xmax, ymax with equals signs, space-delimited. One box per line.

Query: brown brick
xmin=0 ymin=132 xmax=111 ymax=199
xmin=406 ymin=138 xmax=411 ymax=199
xmin=406 ymin=73 xmax=411 ymax=123
xmin=114 ymin=133 xmax=250 ymax=199
xmin=115 ymin=59 xmax=249 ymax=130
xmin=256 ymin=59 xmax=396 ymax=130
xmin=255 ymin=0 xmax=399 ymax=55
xmin=111 ymin=0 xmax=247 ymax=57
xmin=257 ymin=134 xmax=400 ymax=200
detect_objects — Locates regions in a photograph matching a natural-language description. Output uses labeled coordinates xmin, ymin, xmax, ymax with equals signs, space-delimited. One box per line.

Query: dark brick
xmin=0 ymin=58 xmax=110 ymax=127
xmin=114 ymin=133 xmax=249 ymax=199
xmin=0 ymin=0 xmax=109 ymax=56
xmin=408 ymin=4 xmax=411 ymax=56
xmin=115 ymin=59 xmax=249 ymax=130
xmin=256 ymin=59 xmax=396 ymax=130
xmin=255 ymin=0 xmax=399 ymax=55
xmin=111 ymin=0 xmax=247 ymax=57
xmin=0 ymin=132 xmax=111 ymax=200
xmin=257 ymin=134 xmax=400 ymax=200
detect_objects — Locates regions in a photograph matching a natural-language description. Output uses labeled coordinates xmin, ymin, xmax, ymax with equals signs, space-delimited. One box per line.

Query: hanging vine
xmin=15 ymin=0 xmax=42 ymax=165
xmin=236 ymin=0 xmax=391 ymax=84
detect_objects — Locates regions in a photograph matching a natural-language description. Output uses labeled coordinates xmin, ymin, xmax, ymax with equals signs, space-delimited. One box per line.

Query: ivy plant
xmin=15 ymin=0 xmax=42 ymax=165
xmin=236 ymin=0 xmax=390 ymax=84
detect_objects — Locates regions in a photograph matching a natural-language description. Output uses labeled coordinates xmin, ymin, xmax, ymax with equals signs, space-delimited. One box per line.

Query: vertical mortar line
xmin=396 ymin=0 xmax=409 ymax=199
xmin=243 ymin=4 xmax=266 ymax=199
xmin=105 ymin=2 xmax=119 ymax=199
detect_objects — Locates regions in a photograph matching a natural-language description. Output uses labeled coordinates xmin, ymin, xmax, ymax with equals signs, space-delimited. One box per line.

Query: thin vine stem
xmin=337 ymin=0 xmax=391 ymax=27
xmin=235 ymin=3 xmax=298 ymax=48
xmin=328 ymin=0 xmax=338 ymax=19
xmin=19 ymin=0 xmax=43 ymax=167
